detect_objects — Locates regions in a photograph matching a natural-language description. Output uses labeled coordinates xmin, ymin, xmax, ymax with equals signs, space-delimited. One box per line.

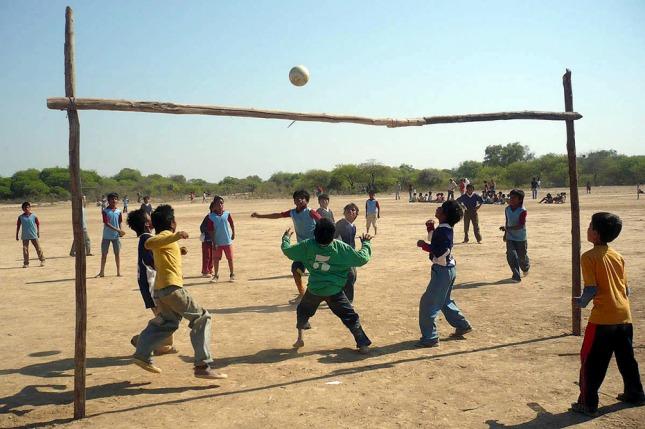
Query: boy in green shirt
xmin=281 ymin=218 xmax=373 ymax=353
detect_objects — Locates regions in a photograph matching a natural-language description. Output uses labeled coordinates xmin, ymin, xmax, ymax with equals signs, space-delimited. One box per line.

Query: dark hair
xmin=441 ymin=200 xmax=463 ymax=227
xmin=151 ymin=204 xmax=174 ymax=233
xmin=209 ymin=201 xmax=216 ymax=211
xmin=212 ymin=195 xmax=224 ymax=204
xmin=126 ymin=209 xmax=147 ymax=236
xmin=314 ymin=218 xmax=336 ymax=245
xmin=21 ymin=201 xmax=31 ymax=210
xmin=466 ymin=183 xmax=474 ymax=190
xmin=318 ymin=193 xmax=329 ymax=202
xmin=293 ymin=189 xmax=310 ymax=202
xmin=591 ymin=212 xmax=622 ymax=243
xmin=107 ymin=192 xmax=119 ymax=200
xmin=344 ymin=202 xmax=359 ymax=215
xmin=509 ymin=189 xmax=525 ymax=202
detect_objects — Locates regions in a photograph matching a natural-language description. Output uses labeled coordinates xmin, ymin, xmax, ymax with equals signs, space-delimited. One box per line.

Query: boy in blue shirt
xmin=15 ymin=201 xmax=45 ymax=268
xmin=365 ymin=191 xmax=380 ymax=235
xmin=456 ymin=183 xmax=483 ymax=243
xmin=252 ymin=189 xmax=321 ymax=304
xmin=97 ymin=192 xmax=125 ymax=277
xmin=500 ymin=189 xmax=530 ymax=282
xmin=416 ymin=200 xmax=472 ymax=347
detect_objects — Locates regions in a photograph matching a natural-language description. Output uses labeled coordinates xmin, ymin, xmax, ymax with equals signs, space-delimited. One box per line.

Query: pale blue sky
xmin=1 ymin=1 xmax=643 ymax=181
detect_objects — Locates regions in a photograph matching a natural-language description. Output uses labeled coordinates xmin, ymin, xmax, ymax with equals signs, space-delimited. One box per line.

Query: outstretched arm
xmin=145 ymin=231 xmax=188 ymax=249
xmin=251 ymin=211 xmax=285 ymax=219
xmin=572 ymin=287 xmax=597 ymax=308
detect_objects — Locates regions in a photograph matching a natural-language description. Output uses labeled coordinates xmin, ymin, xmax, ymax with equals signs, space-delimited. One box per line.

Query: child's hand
xmin=499 ymin=226 xmax=506 ymax=231
xmin=571 ymin=297 xmax=581 ymax=307
xmin=416 ymin=240 xmax=426 ymax=247
xmin=360 ymin=233 xmax=373 ymax=242
xmin=16 ymin=236 xmax=19 ymax=241
xmin=118 ymin=229 xmax=126 ymax=237
xmin=180 ymin=246 xmax=188 ymax=255
xmin=283 ymin=228 xmax=293 ymax=238
xmin=178 ymin=231 xmax=189 ymax=239
xmin=251 ymin=212 xmax=259 ymax=218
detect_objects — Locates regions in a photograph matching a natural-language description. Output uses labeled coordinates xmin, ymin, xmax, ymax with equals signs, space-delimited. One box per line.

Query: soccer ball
xmin=289 ymin=65 xmax=309 ymax=86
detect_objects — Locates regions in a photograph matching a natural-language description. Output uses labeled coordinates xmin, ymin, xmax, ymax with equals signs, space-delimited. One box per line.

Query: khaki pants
xmin=463 ymin=210 xmax=482 ymax=242
xmin=23 ymin=239 xmax=45 ymax=266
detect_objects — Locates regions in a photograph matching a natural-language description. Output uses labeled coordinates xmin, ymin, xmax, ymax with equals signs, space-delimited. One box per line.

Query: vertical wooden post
xmin=65 ymin=6 xmax=87 ymax=419
xmin=563 ymin=69 xmax=581 ymax=336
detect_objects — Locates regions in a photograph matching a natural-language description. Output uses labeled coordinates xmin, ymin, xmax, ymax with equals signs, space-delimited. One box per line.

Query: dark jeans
xmin=296 ymin=289 xmax=371 ymax=347
xmin=343 ymin=267 xmax=357 ymax=303
xmin=578 ymin=323 xmax=644 ymax=411
xmin=506 ymin=240 xmax=529 ymax=279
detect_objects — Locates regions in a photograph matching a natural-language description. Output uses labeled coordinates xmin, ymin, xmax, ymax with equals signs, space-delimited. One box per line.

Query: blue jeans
xmin=419 ymin=265 xmax=470 ymax=344
xmin=506 ymin=240 xmax=529 ymax=280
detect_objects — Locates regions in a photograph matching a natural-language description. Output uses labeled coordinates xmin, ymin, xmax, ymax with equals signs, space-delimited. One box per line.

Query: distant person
xmin=123 ymin=195 xmax=129 ymax=213
xmin=539 ymin=193 xmax=554 ymax=204
xmin=447 ymin=179 xmax=457 ymax=201
xmin=395 ymin=182 xmax=402 ymax=200
xmin=283 ymin=219 xmax=373 ymax=354
xmin=457 ymin=183 xmax=483 ymax=244
xmin=136 ymin=192 xmax=141 ymax=203
xmin=207 ymin=196 xmax=236 ymax=283
xmin=408 ymin=184 xmax=413 ymax=201
xmin=335 ymin=203 xmax=359 ymax=302
xmin=416 ymin=200 xmax=472 ymax=347
xmin=638 ymin=183 xmax=644 ymax=200
xmin=16 ymin=201 xmax=45 ymax=268
xmin=490 ymin=179 xmax=496 ymax=194
xmin=316 ymin=193 xmax=335 ymax=222
xmin=530 ymin=177 xmax=539 ymax=199
xmin=140 ymin=195 xmax=152 ymax=216
xmin=570 ymin=212 xmax=644 ymax=416
xmin=411 ymin=192 xmax=417 ymax=203
xmin=199 ymin=201 xmax=215 ymax=278
xmin=586 ymin=181 xmax=592 ymax=194
xmin=500 ymin=189 xmax=529 ymax=282
xmin=365 ymin=190 xmax=380 ymax=235
xmin=69 ymin=196 xmax=92 ymax=257
xmin=202 ymin=191 xmax=207 ymax=203
xmin=100 ymin=195 xmax=107 ymax=209
xmin=97 ymin=192 xmax=125 ymax=277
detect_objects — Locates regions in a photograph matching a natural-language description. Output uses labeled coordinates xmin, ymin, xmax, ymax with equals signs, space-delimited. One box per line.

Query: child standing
xmin=16 ymin=201 xmax=45 ymax=268
xmin=97 ymin=192 xmax=125 ymax=277
xmin=133 ymin=204 xmax=226 ymax=379
xmin=126 ymin=208 xmax=175 ymax=356
xmin=365 ymin=191 xmax=380 ymax=235
xmin=457 ymin=183 xmax=483 ymax=244
xmin=571 ymin=212 xmax=644 ymax=416
xmin=335 ymin=203 xmax=359 ymax=302
xmin=500 ymin=189 xmax=530 ymax=282
xmin=251 ymin=189 xmax=321 ymax=304
xmin=140 ymin=195 xmax=152 ymax=216
xmin=282 ymin=219 xmax=373 ymax=353
xmin=316 ymin=193 xmax=335 ymax=222
xmin=123 ymin=195 xmax=129 ymax=213
xmin=416 ymin=200 xmax=472 ymax=347
xmin=199 ymin=201 xmax=215 ymax=278
xmin=207 ymin=196 xmax=236 ymax=282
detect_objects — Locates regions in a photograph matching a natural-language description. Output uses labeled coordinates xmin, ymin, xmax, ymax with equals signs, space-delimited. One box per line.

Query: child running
xmin=316 ymin=193 xmax=335 ymax=222
xmin=16 ymin=201 xmax=45 ymax=268
xmin=97 ymin=192 xmax=125 ymax=277
xmin=126 ymin=208 xmax=176 ymax=356
xmin=416 ymin=200 xmax=472 ymax=347
xmin=365 ymin=191 xmax=380 ymax=235
xmin=132 ymin=204 xmax=226 ymax=379
xmin=282 ymin=218 xmax=373 ymax=353
xmin=251 ymin=189 xmax=321 ymax=304
xmin=199 ymin=202 xmax=215 ymax=278
xmin=500 ymin=189 xmax=530 ymax=282
xmin=335 ymin=203 xmax=359 ymax=302
xmin=207 ymin=196 xmax=236 ymax=282
xmin=570 ymin=212 xmax=644 ymax=416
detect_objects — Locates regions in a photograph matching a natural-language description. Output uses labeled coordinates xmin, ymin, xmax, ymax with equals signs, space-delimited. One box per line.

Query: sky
xmin=1 ymin=1 xmax=644 ymax=181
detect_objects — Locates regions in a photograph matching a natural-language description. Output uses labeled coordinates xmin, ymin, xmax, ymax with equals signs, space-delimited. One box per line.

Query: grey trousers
xmin=134 ymin=286 xmax=213 ymax=366
xmin=70 ymin=229 xmax=91 ymax=256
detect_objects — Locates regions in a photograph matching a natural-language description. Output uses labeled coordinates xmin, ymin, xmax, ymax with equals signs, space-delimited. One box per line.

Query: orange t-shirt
xmin=582 ymin=245 xmax=631 ymax=325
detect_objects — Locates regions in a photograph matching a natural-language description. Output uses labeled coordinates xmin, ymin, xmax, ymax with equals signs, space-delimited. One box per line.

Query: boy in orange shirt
xmin=571 ymin=212 xmax=644 ymax=416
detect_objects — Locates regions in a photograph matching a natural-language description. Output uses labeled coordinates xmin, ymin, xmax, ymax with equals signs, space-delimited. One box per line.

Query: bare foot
xmin=292 ymin=339 xmax=304 ymax=349
xmin=95 ymin=272 xmax=104 ymax=278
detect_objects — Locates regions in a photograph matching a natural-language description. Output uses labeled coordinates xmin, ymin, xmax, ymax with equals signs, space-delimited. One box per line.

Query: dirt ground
xmin=0 ymin=186 xmax=643 ymax=428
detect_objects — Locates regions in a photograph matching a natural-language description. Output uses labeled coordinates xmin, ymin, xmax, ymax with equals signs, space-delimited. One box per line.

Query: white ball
xmin=289 ymin=65 xmax=309 ymax=87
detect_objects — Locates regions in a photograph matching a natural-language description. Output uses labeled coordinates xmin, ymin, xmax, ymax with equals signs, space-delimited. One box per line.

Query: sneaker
xmin=569 ymin=402 xmax=598 ymax=417
xmin=229 ymin=273 xmax=236 ymax=282
xmin=194 ymin=365 xmax=228 ymax=379
xmin=450 ymin=326 xmax=473 ymax=337
xmin=414 ymin=340 xmax=439 ymax=348
xmin=616 ymin=392 xmax=645 ymax=405
xmin=210 ymin=275 xmax=219 ymax=283
xmin=357 ymin=345 xmax=370 ymax=354
xmin=132 ymin=357 xmax=162 ymax=374
xmin=511 ymin=276 xmax=522 ymax=283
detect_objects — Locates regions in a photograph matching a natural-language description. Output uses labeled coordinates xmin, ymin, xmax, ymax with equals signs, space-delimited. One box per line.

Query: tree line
xmin=1 ymin=143 xmax=643 ymax=201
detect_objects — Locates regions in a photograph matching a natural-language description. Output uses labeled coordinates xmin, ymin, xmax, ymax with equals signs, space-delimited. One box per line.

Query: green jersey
xmin=281 ymin=236 xmax=372 ymax=296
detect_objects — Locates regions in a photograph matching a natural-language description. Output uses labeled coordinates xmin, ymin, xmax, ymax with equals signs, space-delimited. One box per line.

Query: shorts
xmin=213 ymin=244 xmax=233 ymax=261
xmin=366 ymin=214 xmax=377 ymax=227
xmin=101 ymin=238 xmax=121 ymax=255
xmin=291 ymin=261 xmax=305 ymax=275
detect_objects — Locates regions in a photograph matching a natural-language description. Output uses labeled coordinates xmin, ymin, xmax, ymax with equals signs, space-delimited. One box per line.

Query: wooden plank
xmin=65 ymin=6 xmax=87 ymax=419
xmin=563 ymin=69 xmax=582 ymax=336
xmin=46 ymin=97 xmax=582 ymax=127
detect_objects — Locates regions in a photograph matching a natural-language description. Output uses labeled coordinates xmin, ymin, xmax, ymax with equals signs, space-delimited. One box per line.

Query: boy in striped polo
xmin=97 ymin=192 xmax=125 ymax=277
xmin=500 ymin=189 xmax=529 ymax=282
xmin=207 ymin=196 xmax=236 ymax=282
xmin=15 ymin=201 xmax=45 ymax=268
xmin=365 ymin=191 xmax=380 ymax=235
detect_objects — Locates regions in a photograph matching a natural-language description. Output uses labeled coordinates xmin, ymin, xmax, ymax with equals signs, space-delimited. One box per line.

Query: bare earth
xmin=1 ymin=186 xmax=643 ymax=428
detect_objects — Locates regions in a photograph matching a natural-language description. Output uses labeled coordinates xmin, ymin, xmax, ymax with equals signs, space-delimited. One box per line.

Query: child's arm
xmin=145 ymin=231 xmax=188 ymax=249
xmin=102 ymin=211 xmax=124 ymax=234
xmin=376 ymin=201 xmax=381 ymax=218
xmin=228 ymin=214 xmax=235 ymax=240
xmin=280 ymin=228 xmax=306 ymax=261
xmin=341 ymin=235 xmax=372 ymax=267
xmin=251 ymin=211 xmax=287 ymax=219
xmin=16 ymin=217 xmax=20 ymax=241
xmin=572 ymin=287 xmax=597 ymax=308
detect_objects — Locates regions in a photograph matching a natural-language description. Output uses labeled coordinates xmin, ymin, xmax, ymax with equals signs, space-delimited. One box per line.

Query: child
xmin=140 ymin=195 xmax=152 ymax=216
xmin=97 ymin=192 xmax=125 ymax=277
xmin=199 ymin=202 xmax=215 ymax=278
xmin=570 ymin=212 xmax=644 ymax=416
xmin=456 ymin=183 xmax=483 ymax=244
xmin=123 ymin=195 xmax=129 ymax=213
xmin=251 ymin=189 xmax=321 ymax=304
xmin=126 ymin=208 xmax=175 ymax=356
xmin=316 ymin=193 xmax=335 ymax=222
xmin=416 ymin=200 xmax=472 ymax=347
xmin=365 ymin=191 xmax=380 ymax=234
xmin=207 ymin=196 xmax=236 ymax=282
xmin=335 ymin=203 xmax=359 ymax=302
xmin=132 ymin=204 xmax=226 ymax=379
xmin=69 ymin=196 xmax=92 ymax=257
xmin=16 ymin=201 xmax=45 ymax=268
xmin=282 ymin=218 xmax=373 ymax=353
xmin=500 ymin=189 xmax=529 ymax=282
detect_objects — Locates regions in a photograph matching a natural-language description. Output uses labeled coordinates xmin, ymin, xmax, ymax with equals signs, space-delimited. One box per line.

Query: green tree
xmin=10 ymin=169 xmax=51 ymax=198
xmin=484 ymin=142 xmax=534 ymax=167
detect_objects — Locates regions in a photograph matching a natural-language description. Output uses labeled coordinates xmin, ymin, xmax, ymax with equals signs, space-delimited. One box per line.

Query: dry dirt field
xmin=1 ymin=186 xmax=644 ymax=428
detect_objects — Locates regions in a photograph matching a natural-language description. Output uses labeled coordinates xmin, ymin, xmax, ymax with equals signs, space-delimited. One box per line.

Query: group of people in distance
xmin=539 ymin=192 xmax=567 ymax=204
xmin=14 ymin=182 xmax=644 ymax=415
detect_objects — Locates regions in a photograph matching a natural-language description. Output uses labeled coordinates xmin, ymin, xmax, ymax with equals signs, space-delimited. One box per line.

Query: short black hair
xmin=293 ymin=189 xmax=310 ymax=202
xmin=466 ymin=183 xmax=474 ymax=190
xmin=209 ymin=201 xmax=216 ymax=211
xmin=212 ymin=195 xmax=224 ymax=204
xmin=318 ymin=193 xmax=329 ymax=202
xmin=344 ymin=202 xmax=359 ymax=215
xmin=441 ymin=200 xmax=463 ymax=227
xmin=126 ymin=209 xmax=147 ymax=236
xmin=107 ymin=192 xmax=119 ymax=200
xmin=509 ymin=189 xmax=525 ymax=202
xmin=314 ymin=218 xmax=336 ymax=245
xmin=151 ymin=204 xmax=174 ymax=233
xmin=21 ymin=201 xmax=31 ymax=210
xmin=591 ymin=212 xmax=622 ymax=243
